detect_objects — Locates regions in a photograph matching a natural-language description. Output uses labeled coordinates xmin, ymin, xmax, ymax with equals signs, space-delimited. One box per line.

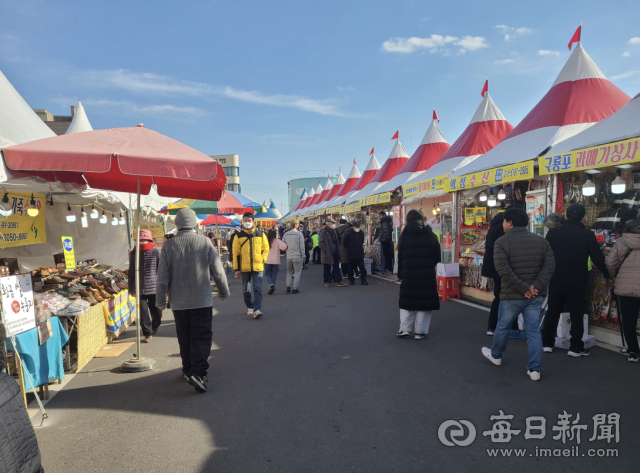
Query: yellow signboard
xmin=314 ymin=208 xmax=326 ymax=216
xmin=0 ymin=193 xmax=46 ymax=248
xmin=445 ymin=160 xmax=535 ymax=193
xmin=344 ymin=202 xmax=362 ymax=214
xmin=61 ymin=236 xmax=76 ymax=270
xmin=358 ymin=192 xmax=391 ymax=207
xmin=403 ymin=175 xmax=448 ymax=197
xmin=539 ymin=137 xmax=640 ymax=175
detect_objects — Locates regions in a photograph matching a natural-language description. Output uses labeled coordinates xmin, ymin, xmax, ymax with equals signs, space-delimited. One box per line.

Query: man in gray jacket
xmin=282 ymin=219 xmax=305 ymax=294
xmin=156 ymin=208 xmax=230 ymax=393
xmin=482 ymin=207 xmax=555 ymax=382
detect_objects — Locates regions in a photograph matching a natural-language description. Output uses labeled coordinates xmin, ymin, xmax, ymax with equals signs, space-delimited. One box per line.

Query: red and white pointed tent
xmin=347 ymin=139 xmax=409 ymax=203
xmin=375 ymin=121 xmax=450 ymax=194
xmin=324 ymin=161 xmax=361 ymax=210
xmin=305 ymin=181 xmax=323 ymax=209
xmin=451 ymin=43 xmax=630 ymax=177
xmin=405 ymin=90 xmax=513 ymax=195
xmin=299 ymin=184 xmax=316 ymax=212
xmin=294 ymin=188 xmax=308 ymax=212
xmin=318 ymin=169 xmax=345 ymax=210
xmin=548 ymin=91 xmax=640 ymax=155
xmin=308 ymin=175 xmax=333 ymax=212
xmin=343 ymin=150 xmax=381 ymax=204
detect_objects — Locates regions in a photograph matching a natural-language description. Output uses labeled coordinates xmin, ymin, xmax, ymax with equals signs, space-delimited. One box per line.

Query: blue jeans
xmin=242 ymin=271 xmax=263 ymax=311
xmin=491 ymin=296 xmax=544 ymax=372
xmin=323 ymin=252 xmax=342 ymax=283
xmin=264 ymin=264 xmax=279 ymax=287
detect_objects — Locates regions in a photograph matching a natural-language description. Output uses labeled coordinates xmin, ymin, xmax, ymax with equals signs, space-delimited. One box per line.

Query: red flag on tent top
xmin=370 ymin=147 xmax=374 ymax=155
xmin=433 ymin=110 xmax=440 ymax=123
xmin=568 ymin=25 xmax=581 ymax=50
xmin=481 ymin=80 xmax=488 ymax=97
xmin=391 ymin=130 xmax=399 ymax=140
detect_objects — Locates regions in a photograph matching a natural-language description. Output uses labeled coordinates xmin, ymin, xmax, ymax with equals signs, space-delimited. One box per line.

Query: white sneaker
xmin=396 ymin=330 xmax=410 ymax=338
xmin=482 ymin=347 xmax=501 ymax=366
xmin=543 ymin=347 xmax=553 ymax=353
xmin=253 ymin=310 xmax=263 ymax=319
xmin=527 ymin=370 xmax=541 ymax=381
xmin=486 ymin=330 xmax=494 ymax=336
xmin=247 ymin=308 xmax=254 ymax=316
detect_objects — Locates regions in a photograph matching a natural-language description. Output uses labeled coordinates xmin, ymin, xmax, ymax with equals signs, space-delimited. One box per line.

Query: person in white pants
xmin=282 ymin=220 xmax=305 ymax=294
xmin=399 ymin=310 xmax=432 ymax=336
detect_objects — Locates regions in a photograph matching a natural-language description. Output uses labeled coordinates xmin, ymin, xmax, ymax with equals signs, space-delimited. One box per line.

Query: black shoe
xmin=628 ymin=353 xmax=639 ymax=363
xmin=188 ymin=375 xmax=208 ymax=393
xmin=361 ymin=281 xmax=369 ymax=285
xmin=292 ymin=289 xmax=300 ymax=294
xmin=286 ymin=287 xmax=291 ymax=293
xmin=349 ymin=280 xmax=355 ymax=285
xmin=268 ymin=285 xmax=274 ymax=295
xmin=567 ymin=348 xmax=590 ymax=357
xmin=303 ymin=265 xmax=308 ymax=269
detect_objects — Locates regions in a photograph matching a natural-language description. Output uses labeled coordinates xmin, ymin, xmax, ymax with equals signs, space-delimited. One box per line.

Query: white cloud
xmin=610 ymin=71 xmax=640 ymax=81
xmin=494 ymin=58 xmax=515 ymax=65
xmin=623 ymin=51 xmax=631 ymax=57
xmin=337 ymin=85 xmax=355 ymax=91
xmin=49 ymin=97 xmax=204 ymax=116
xmin=629 ymin=37 xmax=640 ymax=45
xmin=538 ymin=50 xmax=561 ymax=57
xmin=71 ymin=69 xmax=345 ymax=116
xmin=382 ymin=34 xmax=488 ymax=55
xmin=494 ymin=25 xmax=532 ymax=41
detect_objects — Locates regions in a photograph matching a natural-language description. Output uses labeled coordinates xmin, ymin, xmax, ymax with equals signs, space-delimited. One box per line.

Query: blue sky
xmin=1 ymin=0 xmax=639 ymax=212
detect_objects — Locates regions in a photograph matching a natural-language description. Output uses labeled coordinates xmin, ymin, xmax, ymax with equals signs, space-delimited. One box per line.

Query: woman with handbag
xmin=396 ymin=209 xmax=441 ymax=340
xmin=605 ymin=215 xmax=640 ymax=362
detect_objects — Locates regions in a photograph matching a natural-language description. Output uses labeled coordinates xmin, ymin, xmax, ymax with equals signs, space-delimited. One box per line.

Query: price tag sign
xmin=0 ymin=274 xmax=36 ymax=337
xmin=61 ymin=236 xmax=76 ymax=270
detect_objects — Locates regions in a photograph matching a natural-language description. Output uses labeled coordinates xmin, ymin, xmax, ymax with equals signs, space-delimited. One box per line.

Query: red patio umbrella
xmin=2 ymin=125 xmax=226 ymax=372
xmin=200 ymin=214 xmax=232 ymax=226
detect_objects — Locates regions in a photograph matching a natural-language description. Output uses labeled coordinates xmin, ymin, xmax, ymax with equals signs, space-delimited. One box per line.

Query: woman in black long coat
xmin=397 ymin=209 xmax=441 ymax=339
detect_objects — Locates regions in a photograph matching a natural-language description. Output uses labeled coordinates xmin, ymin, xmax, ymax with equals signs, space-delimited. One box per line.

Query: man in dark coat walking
xmin=378 ymin=211 xmax=394 ymax=273
xmin=342 ymin=221 xmax=368 ymax=285
xmin=542 ymin=203 xmax=612 ymax=357
xmin=396 ymin=210 xmax=441 ymax=339
xmin=319 ymin=217 xmax=349 ymax=287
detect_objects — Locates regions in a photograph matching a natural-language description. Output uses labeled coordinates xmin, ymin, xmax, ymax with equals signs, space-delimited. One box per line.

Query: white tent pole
xmin=135 ymin=175 xmax=142 ymax=359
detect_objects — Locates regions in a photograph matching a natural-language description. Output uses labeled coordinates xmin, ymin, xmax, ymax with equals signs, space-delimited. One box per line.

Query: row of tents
xmin=286 ymin=39 xmax=637 ymax=218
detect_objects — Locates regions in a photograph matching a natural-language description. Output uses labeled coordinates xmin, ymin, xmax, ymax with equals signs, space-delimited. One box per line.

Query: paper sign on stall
xmin=0 ymin=274 xmax=36 ymax=337
xmin=61 ymin=236 xmax=76 ymax=270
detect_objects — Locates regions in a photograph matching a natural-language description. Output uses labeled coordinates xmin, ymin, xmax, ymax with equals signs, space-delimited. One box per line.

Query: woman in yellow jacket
xmin=233 ymin=212 xmax=270 ymax=319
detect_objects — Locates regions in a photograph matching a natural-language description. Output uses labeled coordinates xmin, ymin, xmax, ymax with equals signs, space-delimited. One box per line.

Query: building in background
xmin=33 ymin=106 xmax=76 ymax=135
xmin=211 ymin=154 xmax=240 ymax=192
xmin=288 ymin=170 xmax=337 ymax=212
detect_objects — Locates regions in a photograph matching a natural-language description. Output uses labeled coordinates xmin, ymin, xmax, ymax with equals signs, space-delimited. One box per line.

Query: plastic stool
xmin=437 ymin=276 xmax=461 ymax=301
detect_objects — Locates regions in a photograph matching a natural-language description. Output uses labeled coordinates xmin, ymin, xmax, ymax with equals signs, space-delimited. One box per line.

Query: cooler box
xmin=364 ymin=259 xmax=373 ymax=275
xmin=556 ymin=313 xmax=589 ymax=339
xmin=436 ymin=263 xmax=460 ymax=278
xmin=555 ymin=335 xmax=596 ymax=350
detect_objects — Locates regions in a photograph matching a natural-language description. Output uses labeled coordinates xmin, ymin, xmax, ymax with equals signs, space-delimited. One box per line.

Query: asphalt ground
xmin=33 ymin=261 xmax=639 ymax=472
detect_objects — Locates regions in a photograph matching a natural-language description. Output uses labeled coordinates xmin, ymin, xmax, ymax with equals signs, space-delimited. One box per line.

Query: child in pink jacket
xmin=265 ymin=228 xmax=287 ymax=294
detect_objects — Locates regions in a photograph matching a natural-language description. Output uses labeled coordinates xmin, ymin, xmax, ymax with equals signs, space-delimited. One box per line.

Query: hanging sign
xmin=61 ymin=236 xmax=76 ymax=270
xmin=0 ymin=193 xmax=46 ymax=248
xmin=0 ymin=274 xmax=36 ymax=337
xmin=539 ymin=137 xmax=640 ymax=175
xmin=314 ymin=208 xmax=326 ymax=216
xmin=359 ymin=192 xmax=391 ymax=207
xmin=445 ymin=160 xmax=535 ymax=193
xmin=403 ymin=175 xmax=448 ymax=198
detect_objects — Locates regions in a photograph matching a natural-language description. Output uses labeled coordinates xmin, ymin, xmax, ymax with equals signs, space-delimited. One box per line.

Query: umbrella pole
xmin=121 ymin=176 xmax=158 ymax=372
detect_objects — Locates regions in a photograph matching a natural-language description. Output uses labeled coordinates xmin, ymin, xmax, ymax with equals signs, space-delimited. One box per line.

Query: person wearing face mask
xmin=319 ymin=217 xmax=349 ymax=288
xmin=233 ymin=211 xmax=270 ymax=318
xmin=342 ymin=220 xmax=368 ymax=285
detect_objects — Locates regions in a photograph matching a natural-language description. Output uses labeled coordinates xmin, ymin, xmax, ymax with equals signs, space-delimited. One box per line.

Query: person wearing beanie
xmin=342 ymin=220 xmax=368 ymax=285
xmin=542 ymin=203 xmax=612 ymax=357
xmin=233 ymin=211 xmax=270 ymax=318
xmin=128 ymin=229 xmax=161 ymax=343
xmin=156 ymin=208 xmax=230 ymax=393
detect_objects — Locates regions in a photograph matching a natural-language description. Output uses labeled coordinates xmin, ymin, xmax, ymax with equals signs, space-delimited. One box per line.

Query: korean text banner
xmin=359 ymin=192 xmax=391 ymax=207
xmin=0 ymin=193 xmax=46 ymax=248
xmin=0 ymin=274 xmax=36 ymax=337
xmin=403 ymin=175 xmax=448 ymax=198
xmin=445 ymin=161 xmax=535 ymax=193
xmin=344 ymin=202 xmax=362 ymax=214
xmin=103 ymin=292 xmax=135 ymax=332
xmin=539 ymin=137 xmax=640 ymax=175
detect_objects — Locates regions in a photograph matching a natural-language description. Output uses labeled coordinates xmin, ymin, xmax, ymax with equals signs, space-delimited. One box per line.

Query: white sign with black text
xmin=0 ymin=274 xmax=36 ymax=337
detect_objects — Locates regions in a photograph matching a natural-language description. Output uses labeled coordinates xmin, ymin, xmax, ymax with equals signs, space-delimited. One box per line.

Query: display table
xmin=6 ymin=316 xmax=68 ymax=405
xmin=59 ymin=291 xmax=136 ymax=373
